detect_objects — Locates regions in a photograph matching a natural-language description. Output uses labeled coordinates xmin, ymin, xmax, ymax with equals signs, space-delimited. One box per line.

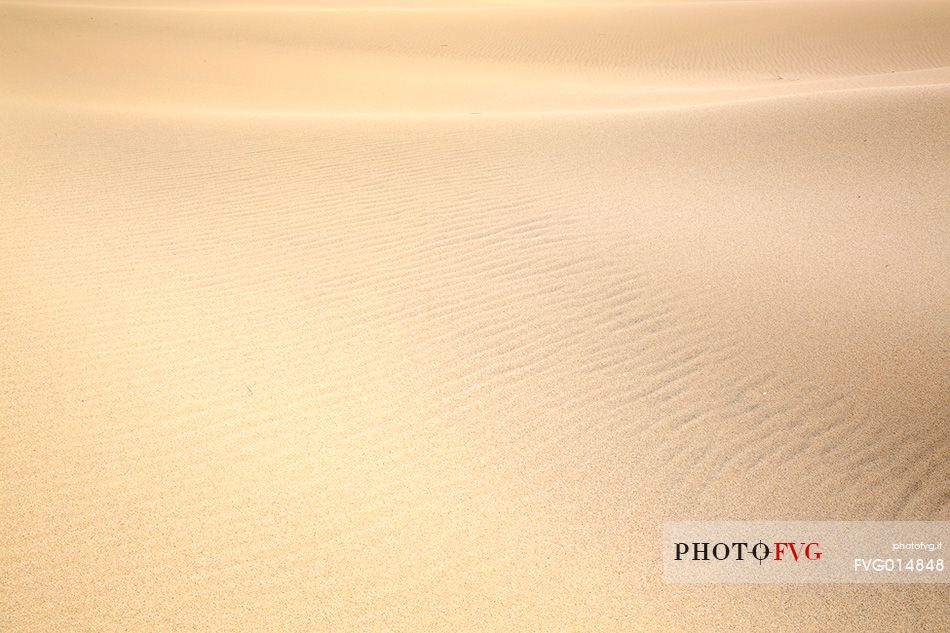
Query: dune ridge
xmin=3 ymin=0 xmax=950 ymax=114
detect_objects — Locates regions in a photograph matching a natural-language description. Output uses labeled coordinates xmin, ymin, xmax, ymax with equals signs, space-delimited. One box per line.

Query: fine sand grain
xmin=1 ymin=1 xmax=948 ymax=631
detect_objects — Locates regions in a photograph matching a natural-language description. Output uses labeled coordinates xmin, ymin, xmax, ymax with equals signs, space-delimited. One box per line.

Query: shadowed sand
xmin=1 ymin=1 xmax=948 ymax=631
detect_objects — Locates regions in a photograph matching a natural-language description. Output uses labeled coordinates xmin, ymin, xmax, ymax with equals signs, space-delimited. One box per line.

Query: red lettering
xmin=774 ymin=542 xmax=802 ymax=561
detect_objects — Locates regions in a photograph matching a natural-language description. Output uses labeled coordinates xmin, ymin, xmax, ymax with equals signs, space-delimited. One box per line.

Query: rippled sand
xmin=2 ymin=1 xmax=948 ymax=630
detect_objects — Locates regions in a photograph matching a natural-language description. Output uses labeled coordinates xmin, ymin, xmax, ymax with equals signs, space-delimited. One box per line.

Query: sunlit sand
xmin=2 ymin=1 xmax=948 ymax=630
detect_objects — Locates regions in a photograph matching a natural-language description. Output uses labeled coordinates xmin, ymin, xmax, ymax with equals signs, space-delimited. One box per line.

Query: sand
xmin=1 ymin=1 xmax=948 ymax=630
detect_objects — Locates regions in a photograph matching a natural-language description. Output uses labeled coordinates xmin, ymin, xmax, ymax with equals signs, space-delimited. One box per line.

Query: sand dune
xmin=4 ymin=0 xmax=950 ymax=113
xmin=1 ymin=1 xmax=948 ymax=631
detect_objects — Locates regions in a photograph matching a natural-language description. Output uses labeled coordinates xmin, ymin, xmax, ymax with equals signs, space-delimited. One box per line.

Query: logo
xmin=663 ymin=521 xmax=948 ymax=584
xmin=674 ymin=540 xmax=822 ymax=563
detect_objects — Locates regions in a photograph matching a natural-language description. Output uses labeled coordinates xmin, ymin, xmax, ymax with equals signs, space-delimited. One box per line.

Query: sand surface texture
xmin=2 ymin=1 xmax=949 ymax=630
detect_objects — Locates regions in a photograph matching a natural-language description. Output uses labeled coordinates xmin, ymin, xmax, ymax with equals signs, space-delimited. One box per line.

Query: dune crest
xmin=3 ymin=0 xmax=949 ymax=114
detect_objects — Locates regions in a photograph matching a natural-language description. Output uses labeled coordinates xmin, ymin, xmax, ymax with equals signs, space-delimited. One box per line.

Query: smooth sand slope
xmin=1 ymin=1 xmax=949 ymax=631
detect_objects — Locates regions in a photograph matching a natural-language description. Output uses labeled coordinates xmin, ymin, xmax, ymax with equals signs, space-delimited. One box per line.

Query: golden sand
xmin=1 ymin=1 xmax=948 ymax=630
